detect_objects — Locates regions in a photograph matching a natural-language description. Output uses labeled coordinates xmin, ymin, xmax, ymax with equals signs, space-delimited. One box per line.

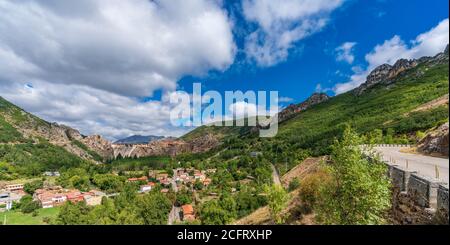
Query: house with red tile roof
xmin=181 ymin=204 xmax=195 ymax=221
xmin=127 ymin=176 xmax=148 ymax=182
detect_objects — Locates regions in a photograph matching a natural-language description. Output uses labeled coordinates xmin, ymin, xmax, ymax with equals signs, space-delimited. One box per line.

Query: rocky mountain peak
xmin=306 ymin=93 xmax=331 ymax=105
xmin=82 ymin=135 xmax=114 ymax=160
xmin=355 ymin=44 xmax=448 ymax=95
xmin=278 ymin=93 xmax=330 ymax=122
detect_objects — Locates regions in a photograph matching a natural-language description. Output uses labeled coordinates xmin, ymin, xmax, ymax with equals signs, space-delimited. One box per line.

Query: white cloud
xmin=279 ymin=96 xmax=294 ymax=103
xmin=0 ymin=0 xmax=236 ymax=139
xmin=0 ymin=0 xmax=236 ymax=97
xmin=229 ymin=101 xmax=259 ymax=118
xmin=227 ymin=101 xmax=279 ymax=120
xmin=335 ymin=42 xmax=357 ymax=64
xmin=0 ymin=81 xmax=190 ymax=140
xmin=315 ymin=83 xmax=333 ymax=93
xmin=242 ymin=0 xmax=345 ymax=67
xmin=333 ymin=18 xmax=449 ymax=94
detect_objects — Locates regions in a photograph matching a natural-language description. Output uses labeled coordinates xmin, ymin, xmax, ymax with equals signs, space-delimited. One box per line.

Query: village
xmin=1 ymin=167 xmax=217 ymax=224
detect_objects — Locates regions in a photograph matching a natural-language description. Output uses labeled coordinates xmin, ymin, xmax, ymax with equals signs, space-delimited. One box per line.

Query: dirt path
xmin=271 ymin=164 xmax=281 ymax=185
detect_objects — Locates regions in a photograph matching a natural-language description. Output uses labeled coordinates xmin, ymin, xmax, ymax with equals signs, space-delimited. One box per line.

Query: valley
xmin=0 ymin=45 xmax=449 ymax=225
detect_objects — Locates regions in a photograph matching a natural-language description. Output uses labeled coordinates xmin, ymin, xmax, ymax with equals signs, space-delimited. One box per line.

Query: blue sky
xmin=0 ymin=0 xmax=448 ymax=140
xmin=178 ymin=0 xmax=449 ymax=107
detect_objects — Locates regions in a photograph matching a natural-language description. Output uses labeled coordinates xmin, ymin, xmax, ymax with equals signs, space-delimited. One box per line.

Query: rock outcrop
xmin=111 ymin=133 xmax=219 ymax=158
xmin=82 ymin=135 xmax=115 ymax=160
xmin=355 ymin=44 xmax=449 ymax=95
xmin=355 ymin=60 xmax=418 ymax=95
xmin=23 ymin=122 xmax=114 ymax=161
xmin=417 ymin=122 xmax=449 ymax=157
xmin=188 ymin=133 xmax=220 ymax=153
xmin=0 ymin=99 xmax=115 ymax=161
xmin=114 ymin=135 xmax=165 ymax=144
xmin=278 ymin=93 xmax=330 ymax=122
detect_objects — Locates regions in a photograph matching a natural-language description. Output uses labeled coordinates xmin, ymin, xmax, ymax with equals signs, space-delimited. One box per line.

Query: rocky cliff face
xmin=0 ymin=98 xmax=114 ymax=161
xmin=417 ymin=122 xmax=449 ymax=157
xmin=278 ymin=93 xmax=330 ymax=122
xmin=114 ymin=135 xmax=165 ymax=144
xmin=19 ymin=121 xmax=114 ymax=161
xmin=188 ymin=133 xmax=220 ymax=153
xmin=112 ymin=138 xmax=189 ymax=158
xmin=112 ymin=133 xmax=219 ymax=158
xmin=355 ymin=60 xmax=418 ymax=95
xmin=82 ymin=135 xmax=115 ymax=160
xmin=355 ymin=44 xmax=449 ymax=95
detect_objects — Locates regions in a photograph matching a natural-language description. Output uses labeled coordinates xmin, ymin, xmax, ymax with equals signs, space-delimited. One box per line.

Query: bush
xmin=288 ymin=177 xmax=300 ymax=192
xmin=264 ymin=184 xmax=289 ymax=224
xmin=298 ymin=168 xmax=332 ymax=212
xmin=42 ymin=217 xmax=51 ymax=224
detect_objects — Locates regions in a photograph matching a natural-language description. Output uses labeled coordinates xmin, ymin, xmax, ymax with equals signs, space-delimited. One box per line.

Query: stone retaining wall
xmin=387 ymin=163 xmax=448 ymax=224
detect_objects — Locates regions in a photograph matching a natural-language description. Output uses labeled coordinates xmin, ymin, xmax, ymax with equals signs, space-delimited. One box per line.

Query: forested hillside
xmin=182 ymin=46 xmax=449 ymax=174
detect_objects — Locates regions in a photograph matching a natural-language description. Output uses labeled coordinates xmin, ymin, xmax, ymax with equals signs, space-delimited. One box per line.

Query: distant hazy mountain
xmin=114 ymin=135 xmax=165 ymax=144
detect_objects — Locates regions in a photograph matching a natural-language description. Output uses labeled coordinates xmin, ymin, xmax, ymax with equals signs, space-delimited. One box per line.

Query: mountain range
xmin=0 ymin=44 xmax=448 ymax=176
xmin=114 ymin=135 xmax=166 ymax=145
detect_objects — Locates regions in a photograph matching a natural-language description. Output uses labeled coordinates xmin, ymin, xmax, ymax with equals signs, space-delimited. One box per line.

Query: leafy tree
xmin=23 ymin=179 xmax=43 ymax=195
xmin=69 ymin=175 xmax=90 ymax=191
xmin=264 ymin=184 xmax=289 ymax=224
xmin=92 ymin=174 xmax=124 ymax=193
xmin=367 ymin=129 xmax=383 ymax=144
xmin=54 ymin=202 xmax=92 ymax=225
xmin=219 ymin=193 xmax=237 ymax=220
xmin=114 ymin=183 xmax=137 ymax=209
xmin=234 ymin=186 xmax=265 ymax=217
xmin=116 ymin=206 xmax=143 ymax=225
xmin=193 ymin=180 xmax=204 ymax=190
xmin=175 ymin=191 xmax=193 ymax=206
xmin=19 ymin=195 xmax=40 ymax=213
xmin=88 ymin=198 xmax=119 ymax=224
xmin=316 ymin=126 xmax=391 ymax=225
xmin=199 ymin=200 xmax=231 ymax=225
xmin=137 ymin=192 xmax=172 ymax=225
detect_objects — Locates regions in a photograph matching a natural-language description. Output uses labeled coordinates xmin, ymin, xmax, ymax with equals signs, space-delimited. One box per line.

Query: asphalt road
xmin=374 ymin=147 xmax=449 ymax=185
xmin=168 ymin=206 xmax=181 ymax=225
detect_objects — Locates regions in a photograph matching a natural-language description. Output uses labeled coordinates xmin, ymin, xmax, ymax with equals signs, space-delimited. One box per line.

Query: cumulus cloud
xmin=279 ymin=96 xmax=294 ymax=103
xmin=0 ymin=0 xmax=236 ymax=97
xmin=335 ymin=42 xmax=357 ymax=64
xmin=0 ymin=81 xmax=191 ymax=140
xmin=228 ymin=101 xmax=279 ymax=120
xmin=0 ymin=0 xmax=235 ymax=96
xmin=0 ymin=0 xmax=236 ymax=139
xmin=242 ymin=0 xmax=345 ymax=67
xmin=333 ymin=18 xmax=449 ymax=94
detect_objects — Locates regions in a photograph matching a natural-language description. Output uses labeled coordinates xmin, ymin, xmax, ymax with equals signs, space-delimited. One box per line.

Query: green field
xmin=0 ymin=207 xmax=60 ymax=225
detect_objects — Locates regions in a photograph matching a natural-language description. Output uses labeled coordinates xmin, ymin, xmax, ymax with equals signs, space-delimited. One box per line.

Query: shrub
xmin=298 ymin=168 xmax=333 ymax=212
xmin=288 ymin=177 xmax=300 ymax=192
